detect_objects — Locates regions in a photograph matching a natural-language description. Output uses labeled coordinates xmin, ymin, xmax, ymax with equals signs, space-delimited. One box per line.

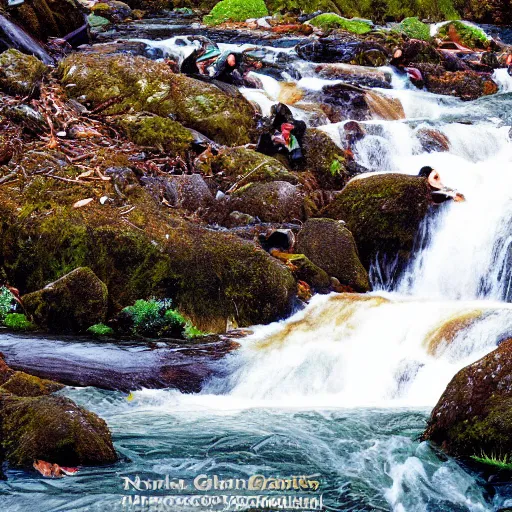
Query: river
xmin=2 ymin=21 xmax=512 ymax=512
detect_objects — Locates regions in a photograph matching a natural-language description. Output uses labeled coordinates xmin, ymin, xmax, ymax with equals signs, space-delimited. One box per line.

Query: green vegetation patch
xmin=204 ymin=0 xmax=269 ymax=26
xmin=3 ymin=314 xmax=36 ymax=332
xmin=397 ymin=17 xmax=431 ymax=41
xmin=436 ymin=21 xmax=488 ymax=49
xmin=87 ymin=323 xmax=114 ymax=337
xmin=0 ymin=287 xmax=15 ymax=322
xmin=308 ymin=13 xmax=373 ymax=34
xmin=471 ymin=452 xmax=512 ymax=471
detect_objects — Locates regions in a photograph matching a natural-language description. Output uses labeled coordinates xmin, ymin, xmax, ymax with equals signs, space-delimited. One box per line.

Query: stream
xmin=2 ymin=18 xmax=512 ymax=512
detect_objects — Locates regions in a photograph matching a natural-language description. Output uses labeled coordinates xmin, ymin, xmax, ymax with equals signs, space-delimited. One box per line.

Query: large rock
xmin=22 ymin=267 xmax=108 ymax=333
xmin=231 ymin=181 xmax=305 ymax=223
xmin=59 ymin=53 xmax=257 ymax=146
xmin=296 ymin=218 xmax=370 ymax=292
xmin=0 ymin=394 xmax=117 ymax=467
xmin=422 ymin=339 xmax=512 ymax=459
xmin=0 ymin=49 xmax=47 ymax=96
xmin=320 ymin=173 xmax=431 ymax=267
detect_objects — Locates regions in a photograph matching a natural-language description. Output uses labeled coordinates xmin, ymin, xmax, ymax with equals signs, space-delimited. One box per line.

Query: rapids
xmin=3 ymin=24 xmax=512 ymax=512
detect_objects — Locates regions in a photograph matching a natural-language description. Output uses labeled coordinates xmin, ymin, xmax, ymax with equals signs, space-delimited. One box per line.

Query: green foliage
xmin=0 ymin=287 xmax=15 ymax=322
xmin=436 ymin=21 xmax=488 ymax=49
xmin=398 ymin=17 xmax=431 ymax=40
xmin=204 ymin=0 xmax=268 ymax=25
xmin=123 ymin=299 xmax=205 ymax=339
xmin=3 ymin=314 xmax=36 ymax=332
xmin=329 ymin=158 xmax=343 ymax=176
xmin=471 ymin=452 xmax=512 ymax=470
xmin=308 ymin=13 xmax=373 ymax=34
xmin=87 ymin=323 xmax=114 ymax=337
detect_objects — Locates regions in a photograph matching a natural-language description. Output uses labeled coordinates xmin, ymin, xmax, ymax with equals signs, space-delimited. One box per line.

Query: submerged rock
xmin=22 ymin=268 xmax=108 ymax=334
xmin=59 ymin=53 xmax=257 ymax=146
xmin=0 ymin=49 xmax=47 ymax=96
xmin=297 ymin=218 xmax=370 ymax=292
xmin=422 ymin=339 xmax=512 ymax=459
xmin=320 ymin=174 xmax=431 ymax=267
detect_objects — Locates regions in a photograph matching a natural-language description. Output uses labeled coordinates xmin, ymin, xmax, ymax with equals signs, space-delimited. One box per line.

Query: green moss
xmin=436 ymin=21 xmax=488 ymax=49
xmin=397 ymin=17 xmax=431 ymax=40
xmin=118 ymin=114 xmax=193 ymax=156
xmin=0 ymin=371 xmax=63 ymax=397
xmin=87 ymin=323 xmax=114 ymax=337
xmin=88 ymin=13 xmax=111 ymax=28
xmin=471 ymin=452 xmax=512 ymax=470
xmin=308 ymin=13 xmax=373 ymax=34
xmin=204 ymin=0 xmax=268 ymax=25
xmin=3 ymin=314 xmax=36 ymax=332
xmin=0 ymin=49 xmax=47 ymax=97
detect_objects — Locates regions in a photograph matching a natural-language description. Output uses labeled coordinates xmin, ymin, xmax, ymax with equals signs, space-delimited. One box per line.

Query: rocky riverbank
xmin=1 ymin=0 xmax=512 ymax=484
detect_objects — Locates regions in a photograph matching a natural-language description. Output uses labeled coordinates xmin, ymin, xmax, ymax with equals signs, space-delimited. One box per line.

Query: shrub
xmin=122 ymin=299 xmax=205 ymax=339
xmin=3 ymin=313 xmax=36 ymax=331
xmin=87 ymin=323 xmax=114 ymax=336
xmin=204 ymin=0 xmax=268 ymax=26
xmin=0 ymin=286 xmax=15 ymax=322
xmin=308 ymin=13 xmax=373 ymax=34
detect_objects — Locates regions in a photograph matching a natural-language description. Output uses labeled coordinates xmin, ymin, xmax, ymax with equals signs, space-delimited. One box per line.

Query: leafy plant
xmin=308 ymin=14 xmax=373 ymax=35
xmin=122 ymin=299 xmax=206 ymax=339
xmin=87 ymin=323 xmax=114 ymax=337
xmin=0 ymin=286 xmax=15 ymax=322
xmin=3 ymin=313 xmax=36 ymax=331
xmin=398 ymin=17 xmax=432 ymax=40
xmin=471 ymin=452 xmax=512 ymax=470
xmin=330 ymin=158 xmax=343 ymax=177
xmin=204 ymin=0 xmax=268 ymax=26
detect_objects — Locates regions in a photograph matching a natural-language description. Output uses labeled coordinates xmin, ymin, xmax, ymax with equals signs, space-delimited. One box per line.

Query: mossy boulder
xmin=272 ymin=252 xmax=331 ymax=292
xmin=22 ymin=267 xmax=109 ymax=333
xmin=422 ymin=339 xmax=512 ymax=460
xmin=59 ymin=53 xmax=257 ymax=146
xmin=436 ymin=21 xmax=489 ymax=50
xmin=0 ymin=185 xmax=296 ymax=333
xmin=320 ymin=174 xmax=431 ymax=267
xmin=301 ymin=129 xmax=348 ymax=189
xmin=198 ymin=147 xmax=299 ymax=190
xmin=91 ymin=0 xmax=133 ymax=22
xmin=308 ymin=14 xmax=372 ymax=34
xmin=9 ymin=0 xmax=86 ymax=41
xmin=0 ymin=394 xmax=117 ymax=467
xmin=231 ymin=181 xmax=305 ymax=223
xmin=0 ymin=371 xmax=64 ymax=397
xmin=0 ymin=49 xmax=47 ymax=97
xmin=296 ymin=218 xmax=370 ymax=292
xmin=204 ymin=0 xmax=268 ymax=26
xmin=117 ymin=114 xmax=194 ymax=156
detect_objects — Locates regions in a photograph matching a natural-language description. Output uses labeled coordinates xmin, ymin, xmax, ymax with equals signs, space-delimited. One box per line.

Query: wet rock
xmin=481 ymin=51 xmax=500 ymax=69
xmin=365 ymin=90 xmax=405 ymax=120
xmin=301 ymin=128 xmax=348 ymax=189
xmin=422 ymin=338 xmax=512 ymax=459
xmin=22 ymin=267 xmax=109 ymax=333
xmin=0 ymin=394 xmax=117 ymax=467
xmin=396 ymin=39 xmax=442 ymax=66
xmin=320 ymin=174 xmax=431 ymax=267
xmin=198 ymin=146 xmax=298 ymax=190
xmin=415 ymin=64 xmax=498 ymax=100
xmin=315 ymin=63 xmax=392 ymax=89
xmin=296 ymin=36 xmax=389 ymax=67
xmin=117 ymin=114 xmax=194 ymax=156
xmin=59 ymin=53 xmax=257 ymax=146
xmin=231 ymin=181 xmax=305 ymax=224
xmin=2 ymin=104 xmax=48 ymax=134
xmin=318 ymin=83 xmax=371 ymax=123
xmin=0 ymin=49 xmax=47 ymax=97
xmin=296 ymin=218 xmax=370 ymax=292
xmin=91 ymin=1 xmax=133 ymax=23
xmin=416 ymin=128 xmax=450 ymax=153
xmin=169 ymin=174 xmax=214 ymax=211
xmin=271 ymin=252 xmax=331 ymax=292
xmin=225 ymin=211 xmax=256 ymax=227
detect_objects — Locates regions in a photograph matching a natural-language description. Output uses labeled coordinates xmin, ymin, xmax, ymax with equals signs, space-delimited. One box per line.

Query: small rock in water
xmin=257 ymin=17 xmax=271 ymax=29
